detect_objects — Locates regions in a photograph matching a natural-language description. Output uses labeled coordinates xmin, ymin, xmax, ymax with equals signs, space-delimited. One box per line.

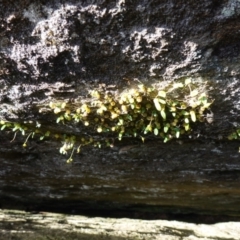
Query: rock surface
xmin=1 ymin=132 xmax=240 ymax=222
xmin=0 ymin=0 xmax=240 ymax=237
xmin=1 ymin=209 xmax=240 ymax=240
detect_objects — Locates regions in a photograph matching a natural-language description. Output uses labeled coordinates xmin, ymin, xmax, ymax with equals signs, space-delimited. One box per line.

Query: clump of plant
xmin=228 ymin=129 xmax=240 ymax=141
xmin=0 ymin=120 xmax=49 ymax=147
xmin=45 ymin=78 xmax=212 ymax=158
xmin=0 ymin=79 xmax=213 ymax=162
xmin=228 ymin=129 xmax=240 ymax=152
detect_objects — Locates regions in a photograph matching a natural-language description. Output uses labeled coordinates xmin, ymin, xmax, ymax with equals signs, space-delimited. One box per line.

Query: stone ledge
xmin=0 ymin=209 xmax=239 ymax=240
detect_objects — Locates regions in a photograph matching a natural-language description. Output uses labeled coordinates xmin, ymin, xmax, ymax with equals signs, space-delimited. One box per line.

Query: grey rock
xmin=1 ymin=209 xmax=240 ymax=240
xmin=0 ymin=0 xmax=240 ymax=238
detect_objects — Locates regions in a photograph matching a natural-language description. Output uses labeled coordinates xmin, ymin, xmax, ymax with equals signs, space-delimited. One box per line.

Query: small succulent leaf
xmin=56 ymin=116 xmax=63 ymax=123
xmin=237 ymin=129 xmax=240 ymax=136
xmin=97 ymin=127 xmax=102 ymax=133
xmin=190 ymin=110 xmax=196 ymax=122
xmin=190 ymin=89 xmax=198 ymax=97
xmin=176 ymin=130 xmax=180 ymax=138
xmin=158 ymin=90 xmax=166 ymax=98
xmin=163 ymin=137 xmax=169 ymax=143
xmin=228 ymin=134 xmax=234 ymax=140
xmin=12 ymin=127 xmax=18 ymax=132
xmin=45 ymin=131 xmax=51 ymax=137
xmin=203 ymin=102 xmax=212 ymax=109
xmin=36 ymin=121 xmax=41 ymax=128
xmin=61 ymin=102 xmax=66 ymax=109
xmin=161 ymin=109 xmax=166 ymax=120
xmin=173 ymin=83 xmax=184 ymax=89
xmin=185 ymin=78 xmax=191 ymax=85
xmin=49 ymin=102 xmax=55 ymax=108
xmin=159 ymin=99 xmax=166 ymax=104
xmin=153 ymin=98 xmax=161 ymax=111
xmin=184 ymin=124 xmax=190 ymax=131
xmin=54 ymin=107 xmax=61 ymax=114
xmin=164 ymin=125 xmax=169 ymax=133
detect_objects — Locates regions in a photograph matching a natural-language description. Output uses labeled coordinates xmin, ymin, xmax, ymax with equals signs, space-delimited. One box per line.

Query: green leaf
xmin=61 ymin=102 xmax=66 ymax=109
xmin=190 ymin=110 xmax=196 ymax=122
xmin=36 ymin=121 xmax=41 ymax=128
xmin=56 ymin=116 xmax=63 ymax=123
xmin=40 ymin=136 xmax=45 ymax=140
xmin=60 ymin=146 xmax=67 ymax=155
xmin=0 ymin=120 xmax=6 ymax=125
xmin=118 ymin=133 xmax=123 ymax=141
xmin=161 ymin=109 xmax=166 ymax=120
xmin=164 ymin=125 xmax=169 ymax=133
xmin=159 ymin=99 xmax=166 ymax=104
xmin=54 ymin=107 xmax=61 ymax=114
xmin=1 ymin=125 xmax=6 ymax=130
xmin=154 ymin=128 xmax=159 ymax=136
xmin=158 ymin=90 xmax=166 ymax=98
xmin=163 ymin=137 xmax=169 ymax=143
xmin=64 ymin=114 xmax=72 ymax=121
xmin=233 ymin=133 xmax=238 ymax=139
xmin=126 ymin=115 xmax=133 ymax=121
xmin=237 ymin=129 xmax=240 ymax=136
xmin=228 ymin=134 xmax=233 ymax=140
xmin=184 ymin=124 xmax=190 ymax=131
xmin=176 ymin=130 xmax=180 ymax=138
xmin=146 ymin=124 xmax=152 ymax=132
xmin=185 ymin=78 xmax=191 ymax=85
xmin=202 ymin=102 xmax=212 ymax=109
xmin=173 ymin=83 xmax=183 ymax=89
xmin=190 ymin=89 xmax=198 ymax=97
xmin=45 ymin=131 xmax=51 ymax=137
xmin=12 ymin=127 xmax=19 ymax=132
xmin=181 ymin=111 xmax=189 ymax=116
xmin=199 ymin=96 xmax=207 ymax=102
xmin=153 ymin=98 xmax=161 ymax=111
xmin=97 ymin=127 xmax=102 ymax=133
xmin=66 ymin=158 xmax=73 ymax=163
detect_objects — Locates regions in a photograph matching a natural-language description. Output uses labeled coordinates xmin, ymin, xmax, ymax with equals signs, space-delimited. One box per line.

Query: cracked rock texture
xmin=1 ymin=0 xmax=240 ymax=238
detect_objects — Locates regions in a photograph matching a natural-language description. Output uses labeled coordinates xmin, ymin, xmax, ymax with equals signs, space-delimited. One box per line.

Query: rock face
xmin=1 ymin=209 xmax=240 ymax=240
xmin=1 ymin=0 xmax=240 ymax=234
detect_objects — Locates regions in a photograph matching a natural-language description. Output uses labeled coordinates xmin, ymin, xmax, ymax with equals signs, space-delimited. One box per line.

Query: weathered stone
xmin=1 ymin=209 xmax=240 ymax=240
xmin=0 ymin=0 xmax=240 ymax=237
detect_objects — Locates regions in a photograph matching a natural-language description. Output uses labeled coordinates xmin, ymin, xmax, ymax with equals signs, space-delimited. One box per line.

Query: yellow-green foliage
xmin=228 ymin=129 xmax=240 ymax=153
xmin=48 ymin=79 xmax=212 ymax=157
xmin=228 ymin=129 xmax=240 ymax=140
xmin=0 ymin=120 xmax=50 ymax=146
xmin=0 ymin=79 xmax=213 ymax=162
